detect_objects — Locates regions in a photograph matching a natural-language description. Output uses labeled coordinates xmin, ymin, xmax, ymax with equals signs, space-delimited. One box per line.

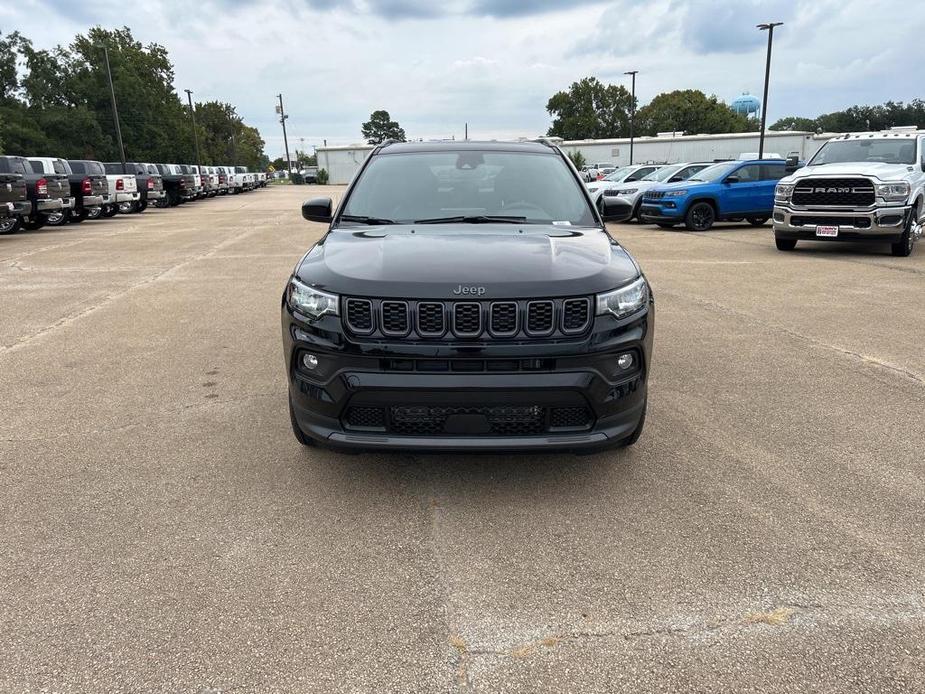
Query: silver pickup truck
xmin=773 ymin=128 xmax=924 ymax=257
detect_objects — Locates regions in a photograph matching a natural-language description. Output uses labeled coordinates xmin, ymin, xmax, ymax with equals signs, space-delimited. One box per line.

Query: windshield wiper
xmin=414 ymin=215 xmax=527 ymax=224
xmin=339 ymin=214 xmax=395 ymax=225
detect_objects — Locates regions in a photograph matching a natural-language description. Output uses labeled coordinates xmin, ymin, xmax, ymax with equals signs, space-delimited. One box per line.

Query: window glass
xmin=761 ymin=164 xmax=786 ymax=180
xmin=733 ymin=165 xmax=762 ymax=182
xmin=341 ymin=150 xmax=597 ymax=226
xmin=810 ymin=138 xmax=917 ymax=165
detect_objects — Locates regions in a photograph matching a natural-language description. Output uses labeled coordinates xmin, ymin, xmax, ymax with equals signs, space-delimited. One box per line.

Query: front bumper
xmin=773 ymin=204 xmax=909 ymax=242
xmin=639 ymin=202 xmax=683 ymax=224
xmin=115 ymin=192 xmax=140 ymax=203
xmin=282 ymin=304 xmax=654 ymax=452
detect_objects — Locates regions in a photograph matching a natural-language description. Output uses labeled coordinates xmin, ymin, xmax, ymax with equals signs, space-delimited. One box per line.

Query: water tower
xmin=731 ymin=93 xmax=761 ymax=120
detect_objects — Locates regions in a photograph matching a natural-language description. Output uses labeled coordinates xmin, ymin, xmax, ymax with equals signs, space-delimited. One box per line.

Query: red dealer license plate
xmin=816 ymin=225 xmax=839 ymax=237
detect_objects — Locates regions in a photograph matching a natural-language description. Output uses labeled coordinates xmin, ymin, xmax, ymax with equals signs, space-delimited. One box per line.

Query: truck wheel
xmin=136 ymin=200 xmax=148 ymax=213
xmin=775 ymin=237 xmax=797 ymax=251
xmin=70 ymin=209 xmax=88 ymax=224
xmin=23 ymin=216 xmax=46 ymax=231
xmin=102 ymin=204 xmax=118 ymax=218
xmin=86 ymin=206 xmax=103 ymax=220
xmin=685 ymin=202 xmax=715 ymax=231
xmin=747 ymin=216 xmax=769 ymax=226
xmin=45 ymin=209 xmax=70 ymax=226
xmin=891 ymin=204 xmax=919 ymax=257
xmin=118 ymin=201 xmax=136 ymax=214
xmin=0 ymin=216 xmax=22 ymax=234
xmin=289 ymin=397 xmax=315 ymax=447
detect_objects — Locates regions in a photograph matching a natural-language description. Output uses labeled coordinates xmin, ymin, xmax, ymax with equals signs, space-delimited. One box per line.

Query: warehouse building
xmin=315 ymin=130 xmax=837 ymax=185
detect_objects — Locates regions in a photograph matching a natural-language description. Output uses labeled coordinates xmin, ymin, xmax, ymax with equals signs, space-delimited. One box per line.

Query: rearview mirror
xmin=725 ymin=176 xmax=740 ymax=184
xmin=302 ymin=197 xmax=333 ymax=223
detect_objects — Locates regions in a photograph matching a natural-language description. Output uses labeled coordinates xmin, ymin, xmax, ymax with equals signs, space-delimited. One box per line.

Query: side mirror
xmin=600 ymin=196 xmax=633 ymax=224
xmin=785 ymin=155 xmax=802 ymax=173
xmin=725 ymin=176 xmax=740 ymax=184
xmin=302 ymin=197 xmax=333 ymax=223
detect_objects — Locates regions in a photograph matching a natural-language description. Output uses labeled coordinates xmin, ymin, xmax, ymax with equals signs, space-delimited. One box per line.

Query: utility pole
xmin=276 ymin=94 xmax=292 ymax=175
xmin=184 ymin=89 xmax=202 ymax=173
xmin=465 ymin=122 xmax=468 ymax=141
xmin=98 ymin=45 xmax=126 ymax=171
xmin=624 ymin=70 xmax=638 ymax=165
xmin=229 ymin=132 xmax=237 ymax=163
xmin=757 ymin=22 xmax=783 ymax=159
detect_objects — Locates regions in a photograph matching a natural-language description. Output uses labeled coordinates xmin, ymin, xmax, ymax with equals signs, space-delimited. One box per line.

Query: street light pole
xmin=277 ymin=94 xmax=292 ymax=176
xmin=98 ymin=45 xmax=126 ymax=171
xmin=624 ymin=70 xmax=638 ymax=165
xmin=757 ymin=22 xmax=783 ymax=159
xmin=184 ymin=89 xmax=203 ymax=175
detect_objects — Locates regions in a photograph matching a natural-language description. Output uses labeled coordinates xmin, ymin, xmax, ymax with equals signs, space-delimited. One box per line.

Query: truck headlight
xmin=876 ymin=182 xmax=910 ymax=202
xmin=286 ymin=278 xmax=339 ymax=321
xmin=666 ymin=190 xmax=688 ymax=197
xmin=774 ymin=183 xmax=794 ymax=202
xmin=596 ymin=277 xmax=649 ymax=319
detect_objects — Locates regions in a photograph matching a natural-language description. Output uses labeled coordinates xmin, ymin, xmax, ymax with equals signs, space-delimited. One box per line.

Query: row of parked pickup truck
xmin=0 ymin=156 xmax=266 ymax=233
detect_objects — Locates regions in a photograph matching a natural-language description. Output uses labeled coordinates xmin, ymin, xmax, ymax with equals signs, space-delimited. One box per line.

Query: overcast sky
xmin=2 ymin=0 xmax=922 ymax=158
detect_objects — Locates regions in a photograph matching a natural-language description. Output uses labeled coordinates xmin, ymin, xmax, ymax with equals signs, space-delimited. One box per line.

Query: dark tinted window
xmin=761 ymin=164 xmax=786 ymax=180
xmin=155 ymin=164 xmax=169 ymax=175
xmin=342 ymin=150 xmax=597 ymax=226
xmin=104 ymin=163 xmax=124 ymax=174
xmin=0 ymin=157 xmax=26 ymax=174
xmin=733 ymin=165 xmax=762 ymax=182
xmin=27 ymin=159 xmax=47 ymax=174
xmin=69 ymin=161 xmax=87 ymax=174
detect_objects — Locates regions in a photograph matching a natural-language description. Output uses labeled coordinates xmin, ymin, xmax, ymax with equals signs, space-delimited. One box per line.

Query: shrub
xmin=316 ymin=168 xmax=329 ymax=185
xmin=567 ymin=150 xmax=586 ymax=170
xmin=290 ymin=172 xmax=304 ymax=185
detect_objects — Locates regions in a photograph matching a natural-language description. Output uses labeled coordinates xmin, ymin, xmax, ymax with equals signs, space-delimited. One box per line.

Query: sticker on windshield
xmin=552 ymin=221 xmax=572 ymax=226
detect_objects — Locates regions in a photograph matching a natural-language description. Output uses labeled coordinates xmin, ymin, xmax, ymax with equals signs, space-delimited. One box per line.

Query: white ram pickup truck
xmin=100 ymin=165 xmax=139 ymax=217
xmin=773 ymin=128 xmax=925 ymax=257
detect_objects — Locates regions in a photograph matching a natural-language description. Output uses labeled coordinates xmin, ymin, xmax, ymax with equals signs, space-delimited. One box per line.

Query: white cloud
xmin=3 ymin=0 xmax=923 ymax=159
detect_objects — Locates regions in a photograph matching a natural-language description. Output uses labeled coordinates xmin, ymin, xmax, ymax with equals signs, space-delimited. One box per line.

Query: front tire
xmin=891 ymin=204 xmax=919 ymax=257
xmin=775 ymin=236 xmax=797 ymax=251
xmin=289 ymin=397 xmax=315 ymax=447
xmin=685 ymin=202 xmax=716 ymax=231
xmin=747 ymin=216 xmax=769 ymax=226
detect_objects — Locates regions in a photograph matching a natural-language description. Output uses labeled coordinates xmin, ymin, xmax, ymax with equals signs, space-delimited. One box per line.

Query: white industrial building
xmin=316 ymin=130 xmax=837 ymax=185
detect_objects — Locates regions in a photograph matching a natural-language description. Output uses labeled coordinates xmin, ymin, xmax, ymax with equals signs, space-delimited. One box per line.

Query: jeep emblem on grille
xmin=453 ymin=285 xmax=486 ymax=296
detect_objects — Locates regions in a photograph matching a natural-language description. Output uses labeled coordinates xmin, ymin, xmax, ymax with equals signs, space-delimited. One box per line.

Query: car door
xmin=720 ymin=164 xmax=764 ymax=214
xmin=757 ymin=164 xmax=786 ymax=212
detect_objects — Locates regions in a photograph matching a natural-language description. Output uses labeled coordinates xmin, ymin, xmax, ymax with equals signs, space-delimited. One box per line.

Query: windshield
xmin=687 ymin=162 xmax=738 ymax=182
xmin=340 ymin=150 xmax=597 ymax=226
xmin=810 ymin=138 xmax=918 ymax=165
xmin=643 ymin=164 xmax=684 ymax=182
xmin=601 ymin=166 xmax=634 ymax=182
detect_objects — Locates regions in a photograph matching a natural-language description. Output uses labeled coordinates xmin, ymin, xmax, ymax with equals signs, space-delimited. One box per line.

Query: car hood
xmin=295 ymin=225 xmax=641 ymax=299
xmin=784 ymin=162 xmax=918 ymax=183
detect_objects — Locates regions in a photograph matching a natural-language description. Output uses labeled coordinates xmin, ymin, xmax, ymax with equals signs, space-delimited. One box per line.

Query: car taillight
xmin=36 ymin=178 xmax=48 ymax=196
xmin=116 ymin=178 xmax=124 ymax=191
xmin=81 ymin=177 xmax=92 ymax=194
xmin=147 ymin=178 xmax=154 ymax=190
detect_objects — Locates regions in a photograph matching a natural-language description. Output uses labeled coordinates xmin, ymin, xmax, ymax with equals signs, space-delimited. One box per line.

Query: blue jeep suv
xmin=639 ymin=159 xmax=787 ymax=231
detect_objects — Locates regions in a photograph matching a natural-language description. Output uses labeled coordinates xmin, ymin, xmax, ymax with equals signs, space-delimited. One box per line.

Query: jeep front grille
xmin=791 ymin=177 xmax=875 ymax=207
xmin=342 ymin=296 xmax=594 ymax=341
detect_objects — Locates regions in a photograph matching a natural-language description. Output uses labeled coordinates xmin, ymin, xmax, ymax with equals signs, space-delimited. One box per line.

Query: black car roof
xmin=377 ymin=140 xmax=556 ymax=155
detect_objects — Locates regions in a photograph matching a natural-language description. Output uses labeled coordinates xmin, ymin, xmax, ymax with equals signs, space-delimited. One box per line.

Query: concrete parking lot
xmin=1 ymin=185 xmax=923 ymax=693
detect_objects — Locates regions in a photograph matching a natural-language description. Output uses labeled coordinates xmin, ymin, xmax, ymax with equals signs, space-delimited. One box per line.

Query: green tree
xmin=636 ymin=89 xmax=753 ymax=137
xmin=361 ymin=110 xmax=406 ymax=144
xmin=769 ymin=116 xmax=819 ymax=132
xmin=546 ymin=77 xmax=634 ymax=140
xmin=566 ymin=150 xmax=586 ymax=169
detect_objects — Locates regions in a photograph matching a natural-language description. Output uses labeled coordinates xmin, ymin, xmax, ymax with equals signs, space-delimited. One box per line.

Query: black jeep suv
xmin=281 ymin=141 xmax=652 ymax=452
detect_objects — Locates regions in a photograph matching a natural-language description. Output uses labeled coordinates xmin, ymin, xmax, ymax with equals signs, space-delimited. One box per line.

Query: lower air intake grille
xmin=550 ymin=406 xmax=593 ymax=430
xmin=344 ymin=406 xmax=386 ymax=430
xmin=389 ymin=405 xmax=546 ymax=437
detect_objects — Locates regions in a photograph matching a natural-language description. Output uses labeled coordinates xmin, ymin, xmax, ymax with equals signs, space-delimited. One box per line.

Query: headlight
xmin=615 ymin=188 xmax=638 ymax=195
xmin=596 ymin=277 xmax=649 ymax=319
xmin=666 ymin=190 xmax=688 ymax=197
xmin=876 ymin=182 xmax=910 ymax=202
xmin=286 ymin=277 xmax=339 ymax=321
xmin=587 ymin=186 xmax=600 ymax=193
xmin=775 ymin=183 xmax=794 ymax=202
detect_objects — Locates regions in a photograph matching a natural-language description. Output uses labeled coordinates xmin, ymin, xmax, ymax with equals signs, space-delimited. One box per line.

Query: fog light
xmin=302 ymin=353 xmax=319 ymax=370
xmin=617 ymin=353 xmax=634 ymax=370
